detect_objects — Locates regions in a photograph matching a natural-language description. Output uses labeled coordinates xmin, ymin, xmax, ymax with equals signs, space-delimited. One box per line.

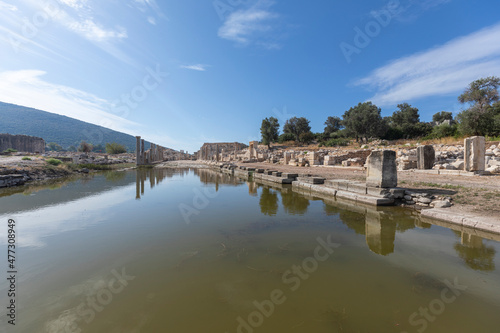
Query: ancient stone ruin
xmin=136 ymin=136 xmax=165 ymax=165
xmin=464 ymin=136 xmax=485 ymax=172
xmin=197 ymin=142 xmax=248 ymax=161
xmin=366 ymin=150 xmax=397 ymax=188
xmin=0 ymin=133 xmax=45 ymax=153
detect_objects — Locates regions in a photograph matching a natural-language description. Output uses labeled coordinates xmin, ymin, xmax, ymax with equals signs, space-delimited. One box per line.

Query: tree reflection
xmin=454 ymin=233 xmax=496 ymax=271
xmin=280 ymin=189 xmax=309 ymax=215
xmin=259 ymin=187 xmax=278 ymax=216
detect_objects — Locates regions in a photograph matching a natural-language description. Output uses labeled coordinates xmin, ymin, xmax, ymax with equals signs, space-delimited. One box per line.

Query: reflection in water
xmin=194 ymin=168 xmax=242 ymax=186
xmin=2 ymin=167 xmax=500 ymax=332
xmin=259 ymin=186 xmax=279 ymax=216
xmin=280 ymin=188 xmax=310 ymax=215
xmin=365 ymin=211 xmax=397 ymax=256
xmin=247 ymin=181 xmax=258 ymax=196
xmin=454 ymin=232 xmax=496 ymax=271
xmin=135 ymin=167 xmax=190 ymax=199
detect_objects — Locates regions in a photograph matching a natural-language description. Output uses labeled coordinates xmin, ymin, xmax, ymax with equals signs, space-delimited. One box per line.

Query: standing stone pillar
xmin=205 ymin=145 xmax=209 ymax=161
xmin=141 ymin=139 xmax=145 ymax=164
xmin=284 ymin=152 xmax=291 ymax=165
xmin=136 ymin=136 xmax=142 ymax=165
xmin=216 ymin=144 xmax=220 ymax=162
xmin=417 ymin=145 xmax=435 ymax=170
xmin=366 ymin=150 xmax=397 ymax=188
xmin=464 ymin=136 xmax=485 ymax=171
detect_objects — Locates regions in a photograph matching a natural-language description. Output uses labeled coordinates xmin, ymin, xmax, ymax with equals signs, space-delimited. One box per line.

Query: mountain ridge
xmin=0 ymin=101 xmax=157 ymax=152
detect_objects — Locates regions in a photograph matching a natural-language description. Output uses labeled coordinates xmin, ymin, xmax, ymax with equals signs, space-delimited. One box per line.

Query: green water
xmin=0 ymin=168 xmax=499 ymax=333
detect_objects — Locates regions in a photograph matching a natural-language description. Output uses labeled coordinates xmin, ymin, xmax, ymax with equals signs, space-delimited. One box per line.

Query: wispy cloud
xmin=355 ymin=22 xmax=500 ymax=106
xmin=58 ymin=0 xmax=88 ymax=10
xmin=0 ymin=1 xmax=17 ymax=11
xmin=0 ymin=70 xmax=140 ymax=133
xmin=180 ymin=64 xmax=209 ymax=72
xmin=147 ymin=16 xmax=156 ymax=25
xmin=389 ymin=0 xmax=452 ymax=23
xmin=218 ymin=0 xmax=280 ymax=49
xmin=66 ymin=18 xmax=127 ymax=42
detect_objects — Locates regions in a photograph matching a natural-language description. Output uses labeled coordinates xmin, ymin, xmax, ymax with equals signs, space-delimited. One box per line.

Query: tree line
xmin=260 ymin=77 xmax=500 ymax=147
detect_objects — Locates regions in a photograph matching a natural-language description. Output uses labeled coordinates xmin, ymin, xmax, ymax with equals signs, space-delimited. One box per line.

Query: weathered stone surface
xmin=464 ymin=136 xmax=485 ymax=171
xmin=281 ymin=173 xmax=298 ymax=179
xmin=417 ymin=145 xmax=435 ymax=170
xmin=418 ymin=197 xmax=432 ymax=204
xmin=432 ymin=200 xmax=452 ymax=208
xmin=366 ymin=150 xmax=397 ymax=188
xmin=296 ymin=177 xmax=325 ymax=184
xmin=0 ymin=134 xmax=45 ymax=153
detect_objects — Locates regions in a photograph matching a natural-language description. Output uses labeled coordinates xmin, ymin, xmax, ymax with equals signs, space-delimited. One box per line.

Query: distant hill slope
xmin=0 ymin=101 xmax=152 ymax=152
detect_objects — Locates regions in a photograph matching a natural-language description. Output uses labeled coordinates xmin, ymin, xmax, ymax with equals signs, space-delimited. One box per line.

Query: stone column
xmin=284 ymin=152 xmax=291 ymax=165
xmin=141 ymin=139 xmax=145 ymax=164
xmin=417 ymin=145 xmax=435 ymax=170
xmin=216 ymin=144 xmax=220 ymax=162
xmin=464 ymin=136 xmax=485 ymax=171
xmin=136 ymin=136 xmax=141 ymax=165
xmin=366 ymin=150 xmax=397 ymax=188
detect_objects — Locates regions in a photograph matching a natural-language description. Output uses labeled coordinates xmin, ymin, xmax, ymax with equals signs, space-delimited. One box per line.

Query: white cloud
xmin=58 ymin=0 xmax=88 ymax=10
xmin=355 ymin=22 xmax=500 ymax=106
xmin=147 ymin=16 xmax=156 ymax=25
xmin=66 ymin=19 xmax=127 ymax=42
xmin=180 ymin=64 xmax=208 ymax=72
xmin=218 ymin=0 xmax=280 ymax=48
xmin=0 ymin=1 xmax=17 ymax=11
xmin=0 ymin=70 xmax=140 ymax=133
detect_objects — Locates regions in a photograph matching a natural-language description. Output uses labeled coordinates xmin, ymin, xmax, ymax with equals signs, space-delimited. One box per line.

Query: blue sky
xmin=1 ymin=0 xmax=500 ymax=152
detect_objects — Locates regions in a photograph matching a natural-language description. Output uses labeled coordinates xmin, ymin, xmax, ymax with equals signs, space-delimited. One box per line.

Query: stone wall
xmin=198 ymin=142 xmax=247 ymax=161
xmin=0 ymin=134 xmax=45 ymax=153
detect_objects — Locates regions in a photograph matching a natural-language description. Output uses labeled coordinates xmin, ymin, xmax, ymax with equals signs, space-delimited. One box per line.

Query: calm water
xmin=1 ymin=168 xmax=499 ymax=333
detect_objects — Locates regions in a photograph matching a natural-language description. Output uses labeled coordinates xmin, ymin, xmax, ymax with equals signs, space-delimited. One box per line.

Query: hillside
xmin=0 ymin=102 xmax=152 ymax=152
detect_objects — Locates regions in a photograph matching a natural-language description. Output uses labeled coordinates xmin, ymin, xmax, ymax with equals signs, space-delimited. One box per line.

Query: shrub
xmin=299 ymin=131 xmax=315 ymax=144
xmin=106 ymin=142 xmax=127 ymax=154
xmin=22 ymin=157 xmax=32 ymax=161
xmin=278 ymin=133 xmax=296 ymax=143
xmin=78 ymin=141 xmax=93 ymax=153
xmin=46 ymin=158 xmax=62 ymax=166
xmin=3 ymin=148 xmax=17 ymax=154
xmin=325 ymin=138 xmax=349 ymax=147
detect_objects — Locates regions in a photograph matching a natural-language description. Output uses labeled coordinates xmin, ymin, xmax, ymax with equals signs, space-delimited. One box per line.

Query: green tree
xmin=457 ymin=77 xmax=500 ymax=136
xmin=283 ymin=117 xmax=311 ymax=141
xmin=106 ymin=142 xmax=127 ymax=154
xmin=78 ymin=141 xmax=93 ymax=153
xmin=278 ymin=133 xmax=296 ymax=143
xmin=299 ymin=131 xmax=315 ymax=144
xmin=92 ymin=144 xmax=105 ymax=153
xmin=458 ymin=76 xmax=500 ymax=112
xmin=323 ymin=116 xmax=343 ymax=136
xmin=432 ymin=111 xmax=453 ymax=124
xmin=67 ymin=145 xmax=77 ymax=152
xmin=260 ymin=117 xmax=280 ymax=149
xmin=390 ymin=103 xmax=420 ymax=127
xmin=342 ymin=102 xmax=386 ymax=142
xmin=46 ymin=142 xmax=63 ymax=152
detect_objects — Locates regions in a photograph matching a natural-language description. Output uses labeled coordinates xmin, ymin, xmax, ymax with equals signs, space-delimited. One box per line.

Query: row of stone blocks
xmin=0 ymin=174 xmax=25 ymax=188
